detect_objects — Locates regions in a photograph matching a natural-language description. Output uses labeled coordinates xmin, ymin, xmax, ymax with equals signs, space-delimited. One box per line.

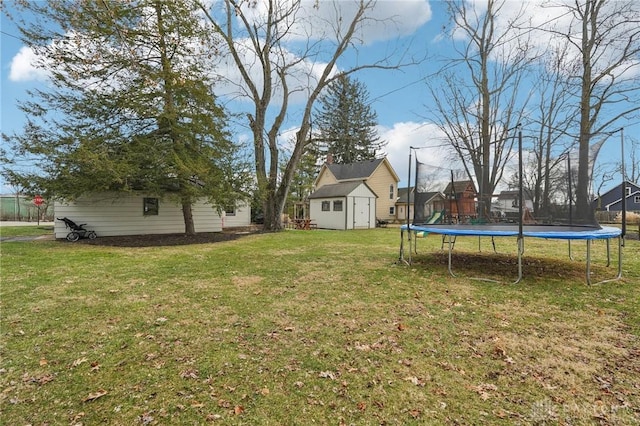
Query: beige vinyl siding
xmin=54 ymin=192 xmax=222 ymax=238
xmin=315 ymin=169 xmax=338 ymax=188
xmin=366 ymin=164 xmax=398 ymax=221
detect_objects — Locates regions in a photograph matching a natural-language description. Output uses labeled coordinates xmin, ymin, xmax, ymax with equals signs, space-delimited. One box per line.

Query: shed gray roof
xmin=326 ymin=158 xmax=384 ymax=180
xmin=308 ymin=181 xmax=374 ymax=199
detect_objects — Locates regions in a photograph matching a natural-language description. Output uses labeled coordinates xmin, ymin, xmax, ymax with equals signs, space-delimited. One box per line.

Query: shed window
xmin=225 ymin=205 xmax=236 ymax=216
xmin=627 ymin=187 xmax=632 ymax=196
xmin=389 ymin=184 xmax=394 ymax=199
xmin=143 ymin=198 xmax=159 ymax=216
xmin=634 ymin=195 xmax=640 ymax=204
xmin=333 ymin=200 xmax=343 ymax=211
xmin=321 ymin=201 xmax=330 ymax=211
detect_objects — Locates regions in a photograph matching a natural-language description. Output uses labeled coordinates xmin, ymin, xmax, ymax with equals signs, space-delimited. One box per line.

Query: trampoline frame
xmin=399 ymin=224 xmax=623 ymax=285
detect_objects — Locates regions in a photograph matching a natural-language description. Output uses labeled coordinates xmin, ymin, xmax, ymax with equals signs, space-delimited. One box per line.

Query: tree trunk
xmin=182 ymin=201 xmax=196 ymax=235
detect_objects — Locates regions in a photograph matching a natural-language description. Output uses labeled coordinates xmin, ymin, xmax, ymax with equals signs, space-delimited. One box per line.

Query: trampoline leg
xmin=512 ymin=237 xmax=523 ymax=284
xmin=399 ymin=229 xmax=410 ymax=265
xmin=588 ymin=237 xmax=623 ymax=286
xmin=447 ymin=236 xmax=456 ymax=278
xmin=606 ymin=239 xmax=610 ymax=267
xmin=586 ymin=240 xmax=591 ymax=284
xmin=491 ymin=237 xmax=497 ymax=254
xmin=568 ymin=240 xmax=574 ymax=261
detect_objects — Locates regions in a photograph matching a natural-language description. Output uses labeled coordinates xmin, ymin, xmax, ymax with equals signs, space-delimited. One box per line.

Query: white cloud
xmin=236 ymin=0 xmax=432 ymax=45
xmin=9 ymin=46 xmax=50 ymax=82
xmin=378 ymin=121 xmax=451 ymax=186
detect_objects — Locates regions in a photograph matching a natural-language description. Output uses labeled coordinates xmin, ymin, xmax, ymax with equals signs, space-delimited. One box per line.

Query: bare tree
xmin=426 ymin=0 xmax=534 ymax=218
xmin=541 ymin=0 xmax=640 ymax=221
xmin=197 ymin=0 xmax=413 ymax=230
xmin=528 ymin=44 xmax=577 ymax=217
xmin=626 ymin=137 xmax=640 ymax=184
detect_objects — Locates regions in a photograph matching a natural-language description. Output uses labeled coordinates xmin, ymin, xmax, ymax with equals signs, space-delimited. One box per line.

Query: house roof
xmin=316 ymin=156 xmax=400 ymax=184
xmin=497 ymin=190 xmax=518 ymax=199
xmin=307 ymin=181 xmax=376 ymax=199
xmin=443 ymin=180 xmax=477 ymax=195
xmin=397 ymin=188 xmax=445 ymax=205
xmin=326 ymin=158 xmax=384 ymax=180
xmin=497 ymin=190 xmax=533 ymax=201
xmin=396 ymin=187 xmax=414 ymax=204
xmin=420 ymin=191 xmax=445 ymax=204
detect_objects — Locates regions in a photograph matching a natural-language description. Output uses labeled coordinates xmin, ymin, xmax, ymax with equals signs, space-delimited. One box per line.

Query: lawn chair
xmin=57 ymin=217 xmax=97 ymax=242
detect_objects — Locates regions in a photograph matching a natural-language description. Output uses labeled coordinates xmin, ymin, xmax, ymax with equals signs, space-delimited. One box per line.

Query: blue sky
xmin=1 ymin=0 xmax=638 ymax=195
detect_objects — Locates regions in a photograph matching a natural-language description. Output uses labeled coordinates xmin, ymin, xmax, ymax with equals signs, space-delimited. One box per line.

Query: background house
xmin=53 ymin=192 xmax=249 ymax=239
xmin=314 ymin=156 xmax=399 ymax=223
xmin=592 ymin=181 xmax=640 ymax=213
xmin=307 ymin=181 xmax=377 ymax=230
xmin=395 ymin=187 xmax=414 ymax=223
xmin=494 ymin=190 xmax=534 ymax=215
xmin=397 ymin=187 xmax=446 ymax=223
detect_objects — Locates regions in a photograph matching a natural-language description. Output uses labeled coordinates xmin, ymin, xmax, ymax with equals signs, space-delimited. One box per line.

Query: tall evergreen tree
xmin=3 ymin=0 xmax=247 ymax=234
xmin=314 ymin=75 xmax=385 ymax=164
xmin=285 ymin=141 xmax=321 ymax=218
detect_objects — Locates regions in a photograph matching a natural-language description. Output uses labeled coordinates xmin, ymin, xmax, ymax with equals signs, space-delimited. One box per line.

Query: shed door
xmin=352 ymin=197 xmax=371 ymax=229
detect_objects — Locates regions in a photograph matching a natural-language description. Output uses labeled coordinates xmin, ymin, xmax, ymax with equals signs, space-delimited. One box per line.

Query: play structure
xmin=399 ymin=127 xmax=627 ymax=285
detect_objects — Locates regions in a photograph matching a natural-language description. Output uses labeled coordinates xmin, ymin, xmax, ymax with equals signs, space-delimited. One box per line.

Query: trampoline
xmin=399 ymin=224 xmax=622 ymax=285
xmin=399 ymin=126 xmax=627 ymax=285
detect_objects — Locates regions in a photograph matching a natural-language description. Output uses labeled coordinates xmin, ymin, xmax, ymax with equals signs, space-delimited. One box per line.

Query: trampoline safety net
xmin=412 ymin=140 xmax=604 ymax=229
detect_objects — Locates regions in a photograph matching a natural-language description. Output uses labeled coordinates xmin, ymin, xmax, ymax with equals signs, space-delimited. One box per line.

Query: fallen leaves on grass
xmin=83 ymin=389 xmax=107 ymax=402
xmin=180 ymin=368 xmax=199 ymax=380
xmin=469 ymin=383 xmax=498 ymax=400
xmin=72 ymin=357 xmax=88 ymax=368
xmin=319 ymin=371 xmax=337 ymax=380
xmin=22 ymin=372 xmax=54 ymax=385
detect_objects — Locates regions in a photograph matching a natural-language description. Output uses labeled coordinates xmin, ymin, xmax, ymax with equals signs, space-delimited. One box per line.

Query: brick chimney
xmin=326 ymin=153 xmax=333 ymax=164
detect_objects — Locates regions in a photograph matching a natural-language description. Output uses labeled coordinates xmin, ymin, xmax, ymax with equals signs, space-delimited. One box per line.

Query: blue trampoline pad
xmin=401 ymin=224 xmax=622 ymax=240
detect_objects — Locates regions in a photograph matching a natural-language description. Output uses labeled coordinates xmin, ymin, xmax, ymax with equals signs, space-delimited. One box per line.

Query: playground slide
xmin=426 ymin=210 xmax=444 ymax=224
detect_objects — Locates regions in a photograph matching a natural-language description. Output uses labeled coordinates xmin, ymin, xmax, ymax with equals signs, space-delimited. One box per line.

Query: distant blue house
xmin=592 ymin=181 xmax=640 ymax=212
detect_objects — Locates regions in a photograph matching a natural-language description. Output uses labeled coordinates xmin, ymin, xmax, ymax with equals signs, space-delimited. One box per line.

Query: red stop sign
xmin=33 ymin=195 xmax=44 ymax=206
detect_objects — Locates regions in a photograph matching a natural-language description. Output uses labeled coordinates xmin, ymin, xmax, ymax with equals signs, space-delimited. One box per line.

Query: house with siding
xmin=395 ymin=187 xmax=446 ymax=224
xmin=54 ymin=192 xmax=249 ymax=239
xmin=314 ymin=156 xmax=400 ymax=223
xmin=494 ymin=190 xmax=534 ymax=213
xmin=592 ymin=181 xmax=640 ymax=212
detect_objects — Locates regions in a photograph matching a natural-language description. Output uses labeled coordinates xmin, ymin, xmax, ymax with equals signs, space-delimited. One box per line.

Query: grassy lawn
xmin=0 ymin=225 xmax=54 ymax=238
xmin=1 ymin=228 xmax=638 ymax=425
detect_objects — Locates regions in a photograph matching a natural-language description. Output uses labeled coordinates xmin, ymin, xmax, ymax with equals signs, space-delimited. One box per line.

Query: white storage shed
xmin=308 ymin=181 xmax=377 ymax=230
